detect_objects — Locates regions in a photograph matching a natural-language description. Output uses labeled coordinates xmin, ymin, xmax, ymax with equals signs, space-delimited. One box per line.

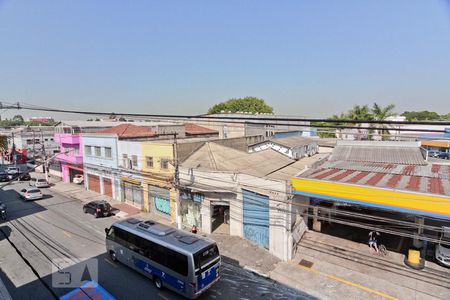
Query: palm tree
xmin=347 ymin=105 xmax=373 ymax=140
xmin=371 ymin=103 xmax=396 ymax=140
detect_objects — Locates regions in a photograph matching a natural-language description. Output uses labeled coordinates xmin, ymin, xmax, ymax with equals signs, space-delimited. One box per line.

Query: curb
xmin=243 ymin=266 xmax=270 ymax=279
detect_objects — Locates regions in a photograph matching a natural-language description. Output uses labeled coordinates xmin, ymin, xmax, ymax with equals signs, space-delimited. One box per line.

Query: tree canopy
xmin=401 ymin=110 xmax=442 ymax=121
xmin=207 ymin=97 xmax=274 ymax=114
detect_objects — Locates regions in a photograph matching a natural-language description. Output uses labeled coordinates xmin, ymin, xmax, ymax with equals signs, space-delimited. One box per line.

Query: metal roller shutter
xmin=88 ymin=174 xmax=100 ymax=193
xmin=103 ymin=178 xmax=113 ymax=197
xmin=243 ymin=189 xmax=269 ymax=249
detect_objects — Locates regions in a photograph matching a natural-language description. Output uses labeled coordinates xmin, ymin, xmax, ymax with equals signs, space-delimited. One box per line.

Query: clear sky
xmin=1 ymin=0 xmax=450 ymax=120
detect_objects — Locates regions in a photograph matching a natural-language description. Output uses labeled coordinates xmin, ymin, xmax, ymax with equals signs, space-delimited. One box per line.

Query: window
xmin=132 ymin=155 xmax=138 ymax=167
xmin=95 ymin=146 xmax=101 ymax=157
xmin=160 ymin=158 xmax=169 ymax=169
xmin=105 ymin=147 xmax=112 ymax=158
xmin=146 ymin=156 xmax=153 ymax=168
xmin=85 ymin=145 xmax=92 ymax=156
xmin=194 ymin=244 xmax=219 ymax=270
xmin=72 ymin=145 xmax=79 ymax=156
xmin=122 ymin=154 xmax=128 ymax=168
xmin=166 ymin=248 xmax=188 ymax=276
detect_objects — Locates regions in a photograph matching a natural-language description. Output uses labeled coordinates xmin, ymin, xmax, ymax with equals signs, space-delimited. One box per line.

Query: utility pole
xmin=32 ymin=131 xmax=36 ymax=164
xmin=172 ymin=132 xmax=182 ymax=229
xmin=11 ymin=131 xmax=16 ymax=166
xmin=40 ymin=129 xmax=49 ymax=182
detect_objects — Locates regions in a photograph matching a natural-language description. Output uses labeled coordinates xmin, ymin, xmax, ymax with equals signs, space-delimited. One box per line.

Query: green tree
xmin=12 ymin=115 xmax=24 ymax=123
xmin=346 ymin=105 xmax=373 ymax=140
xmin=401 ymin=111 xmax=440 ymax=121
xmin=371 ymin=103 xmax=396 ymax=140
xmin=207 ymin=97 xmax=274 ymax=114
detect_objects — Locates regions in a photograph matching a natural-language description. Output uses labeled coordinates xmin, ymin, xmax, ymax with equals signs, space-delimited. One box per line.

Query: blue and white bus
xmin=105 ymin=218 xmax=221 ymax=299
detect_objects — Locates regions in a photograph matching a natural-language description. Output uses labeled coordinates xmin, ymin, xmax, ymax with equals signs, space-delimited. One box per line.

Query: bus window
xmin=194 ymin=244 xmax=219 ymax=271
xmin=166 ymin=249 xmax=188 ymax=276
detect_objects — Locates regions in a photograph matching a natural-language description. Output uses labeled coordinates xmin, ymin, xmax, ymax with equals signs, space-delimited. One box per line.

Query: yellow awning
xmin=291 ymin=177 xmax=450 ymax=219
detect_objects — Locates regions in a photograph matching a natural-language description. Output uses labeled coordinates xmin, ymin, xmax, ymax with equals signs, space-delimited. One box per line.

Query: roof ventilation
xmin=174 ymin=234 xmax=199 ymax=245
xmin=126 ymin=218 xmax=141 ymax=224
xmin=137 ymin=221 xmax=175 ymax=236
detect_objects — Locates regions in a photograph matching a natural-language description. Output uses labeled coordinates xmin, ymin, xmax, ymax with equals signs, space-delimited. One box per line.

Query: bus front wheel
xmin=154 ymin=277 xmax=163 ymax=290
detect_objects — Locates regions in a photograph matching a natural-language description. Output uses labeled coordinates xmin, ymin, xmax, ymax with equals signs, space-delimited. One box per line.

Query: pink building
xmin=54 ymin=133 xmax=83 ymax=183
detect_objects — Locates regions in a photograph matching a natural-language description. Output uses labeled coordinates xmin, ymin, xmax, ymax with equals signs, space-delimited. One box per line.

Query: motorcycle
xmin=0 ymin=202 xmax=7 ymax=221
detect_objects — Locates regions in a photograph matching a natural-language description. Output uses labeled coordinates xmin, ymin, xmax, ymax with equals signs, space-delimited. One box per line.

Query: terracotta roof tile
xmin=184 ymin=123 xmax=218 ymax=135
xmin=97 ymin=124 xmax=155 ymax=138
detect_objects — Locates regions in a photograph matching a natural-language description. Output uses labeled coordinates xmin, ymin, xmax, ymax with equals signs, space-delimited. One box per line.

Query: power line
xmin=3 ymin=102 xmax=450 ymax=127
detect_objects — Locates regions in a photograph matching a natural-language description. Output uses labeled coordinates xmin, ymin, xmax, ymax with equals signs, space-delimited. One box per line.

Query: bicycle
xmin=378 ymin=244 xmax=388 ymax=256
xmin=370 ymin=243 xmax=388 ymax=256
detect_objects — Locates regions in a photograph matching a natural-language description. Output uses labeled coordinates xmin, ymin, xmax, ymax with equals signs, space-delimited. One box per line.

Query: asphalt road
xmin=0 ymin=182 xmax=313 ymax=300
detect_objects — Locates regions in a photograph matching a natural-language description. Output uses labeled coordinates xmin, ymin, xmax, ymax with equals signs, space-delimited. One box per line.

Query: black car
xmin=19 ymin=173 xmax=31 ymax=181
xmin=0 ymin=172 xmax=8 ymax=182
xmin=83 ymin=200 xmax=113 ymax=218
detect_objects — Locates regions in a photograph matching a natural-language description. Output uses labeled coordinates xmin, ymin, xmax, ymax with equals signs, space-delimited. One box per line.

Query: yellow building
xmin=140 ymin=141 xmax=178 ymax=223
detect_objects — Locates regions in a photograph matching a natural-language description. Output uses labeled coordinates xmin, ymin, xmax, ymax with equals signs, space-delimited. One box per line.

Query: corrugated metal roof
xmin=300 ymin=160 xmax=450 ymax=197
xmin=330 ymin=144 xmax=426 ymax=165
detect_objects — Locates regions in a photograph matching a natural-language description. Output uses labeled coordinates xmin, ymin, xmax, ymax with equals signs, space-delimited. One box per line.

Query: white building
xmin=178 ymin=142 xmax=328 ymax=261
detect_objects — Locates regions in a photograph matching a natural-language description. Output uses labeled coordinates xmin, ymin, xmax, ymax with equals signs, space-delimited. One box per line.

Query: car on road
xmin=73 ymin=174 xmax=84 ymax=184
xmin=30 ymin=178 xmax=50 ymax=188
xmin=83 ymin=200 xmax=113 ymax=218
xmin=18 ymin=173 xmax=31 ymax=181
xmin=20 ymin=188 xmax=43 ymax=201
xmin=0 ymin=172 xmax=9 ymax=182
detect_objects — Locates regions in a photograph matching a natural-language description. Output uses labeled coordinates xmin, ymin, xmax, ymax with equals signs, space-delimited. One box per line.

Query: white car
xmin=20 ymin=188 xmax=43 ymax=201
xmin=6 ymin=167 xmax=20 ymax=175
xmin=35 ymin=178 xmax=50 ymax=188
xmin=73 ymin=174 xmax=84 ymax=184
xmin=435 ymin=226 xmax=450 ymax=267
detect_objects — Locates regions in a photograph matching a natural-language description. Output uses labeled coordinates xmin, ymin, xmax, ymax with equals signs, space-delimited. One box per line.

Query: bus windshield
xmin=194 ymin=244 xmax=219 ymax=270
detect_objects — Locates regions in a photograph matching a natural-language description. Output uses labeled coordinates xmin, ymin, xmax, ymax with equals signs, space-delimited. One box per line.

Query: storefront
xmin=180 ymin=189 xmax=204 ymax=228
xmin=149 ymin=185 xmax=171 ymax=217
xmin=121 ymin=178 xmax=143 ymax=208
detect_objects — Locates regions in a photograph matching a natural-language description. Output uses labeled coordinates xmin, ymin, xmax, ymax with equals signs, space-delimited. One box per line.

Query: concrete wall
xmin=82 ymin=135 xmax=119 ymax=169
xmin=179 ymin=165 xmax=295 ymax=261
xmin=118 ymin=141 xmax=143 ymax=170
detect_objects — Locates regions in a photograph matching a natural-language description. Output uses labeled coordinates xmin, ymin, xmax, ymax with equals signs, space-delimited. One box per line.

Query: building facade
xmin=54 ymin=133 xmax=83 ymax=183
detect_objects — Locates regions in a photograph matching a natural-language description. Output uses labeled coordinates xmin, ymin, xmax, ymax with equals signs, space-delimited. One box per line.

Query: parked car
xmin=6 ymin=167 xmax=21 ymax=180
xmin=18 ymin=173 xmax=31 ymax=181
xmin=83 ymin=200 xmax=113 ymax=218
xmin=30 ymin=178 xmax=50 ymax=188
xmin=435 ymin=226 xmax=450 ymax=267
xmin=438 ymin=152 xmax=449 ymax=160
xmin=20 ymin=188 xmax=43 ymax=201
xmin=0 ymin=172 xmax=9 ymax=182
xmin=73 ymin=174 xmax=84 ymax=184
xmin=6 ymin=167 xmax=20 ymax=175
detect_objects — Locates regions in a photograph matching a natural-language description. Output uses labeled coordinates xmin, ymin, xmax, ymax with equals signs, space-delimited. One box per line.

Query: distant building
xmin=147 ymin=113 xmax=311 ymax=139
xmin=29 ymin=117 xmax=54 ymax=123
xmin=248 ymin=136 xmax=318 ymax=160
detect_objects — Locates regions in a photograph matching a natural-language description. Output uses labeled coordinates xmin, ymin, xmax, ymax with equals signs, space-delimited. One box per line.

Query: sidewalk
xmin=45 ymin=177 xmax=450 ymax=300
